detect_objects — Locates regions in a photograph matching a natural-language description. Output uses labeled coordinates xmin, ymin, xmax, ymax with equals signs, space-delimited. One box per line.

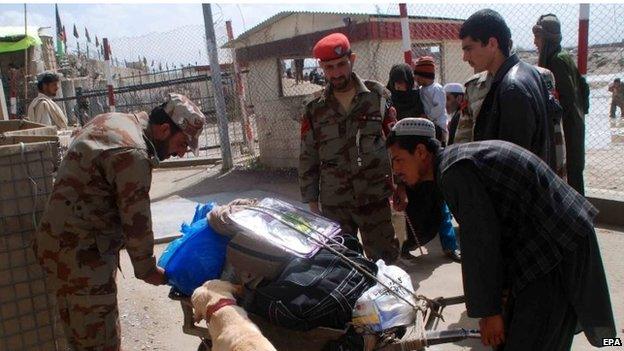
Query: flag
xmin=85 ymin=27 xmax=91 ymax=43
xmin=95 ymin=36 xmax=99 ymax=47
xmin=151 ymin=60 xmax=154 ymax=67
xmin=55 ymin=4 xmax=65 ymax=56
xmin=62 ymin=25 xmax=67 ymax=52
xmin=73 ymin=24 xmax=79 ymax=38
xmin=143 ymin=57 xmax=147 ymax=65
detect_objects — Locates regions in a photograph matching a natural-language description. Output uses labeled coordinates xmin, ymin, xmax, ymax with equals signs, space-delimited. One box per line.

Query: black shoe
xmin=401 ymin=239 xmax=417 ymax=252
xmin=444 ymin=249 xmax=461 ymax=262
xmin=401 ymin=240 xmax=418 ymax=259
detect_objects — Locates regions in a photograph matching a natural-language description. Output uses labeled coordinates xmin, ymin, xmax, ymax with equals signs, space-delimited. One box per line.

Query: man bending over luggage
xmin=386 ymin=118 xmax=615 ymax=350
xmin=33 ymin=93 xmax=205 ymax=350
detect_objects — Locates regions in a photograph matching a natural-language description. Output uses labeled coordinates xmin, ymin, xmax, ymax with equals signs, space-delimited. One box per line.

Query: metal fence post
xmin=203 ymin=3 xmax=233 ymax=170
xmin=0 ymin=67 xmax=8 ymax=120
xmin=578 ymin=4 xmax=590 ymax=75
xmin=399 ymin=3 xmax=413 ymax=66
xmin=226 ymin=20 xmax=256 ymax=157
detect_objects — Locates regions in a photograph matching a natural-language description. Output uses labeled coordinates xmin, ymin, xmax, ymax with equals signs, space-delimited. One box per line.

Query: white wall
xmin=238 ymin=13 xmax=369 ymax=47
xmin=246 ymin=58 xmax=302 ymax=168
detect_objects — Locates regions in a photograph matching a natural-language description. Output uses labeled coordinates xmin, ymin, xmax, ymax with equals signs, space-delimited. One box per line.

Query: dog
xmin=191 ymin=280 xmax=276 ymax=351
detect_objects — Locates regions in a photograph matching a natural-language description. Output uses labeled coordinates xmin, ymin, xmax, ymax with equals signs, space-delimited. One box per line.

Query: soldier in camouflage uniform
xmin=33 ymin=93 xmax=205 ymax=350
xmin=299 ymin=33 xmax=400 ymax=263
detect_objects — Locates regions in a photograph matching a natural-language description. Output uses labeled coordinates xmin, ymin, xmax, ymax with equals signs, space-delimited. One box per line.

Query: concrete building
xmin=224 ymin=11 xmax=471 ymax=168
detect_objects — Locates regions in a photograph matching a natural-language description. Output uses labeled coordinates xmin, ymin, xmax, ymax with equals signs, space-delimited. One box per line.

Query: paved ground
xmin=116 ymin=166 xmax=623 ymax=350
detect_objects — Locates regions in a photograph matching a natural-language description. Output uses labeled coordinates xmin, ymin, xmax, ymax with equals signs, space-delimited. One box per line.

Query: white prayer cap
xmin=444 ymin=83 xmax=464 ymax=94
xmin=392 ymin=118 xmax=436 ymax=138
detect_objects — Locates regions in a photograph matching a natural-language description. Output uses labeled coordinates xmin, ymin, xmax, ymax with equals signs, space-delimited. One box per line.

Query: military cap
xmin=163 ymin=93 xmax=205 ymax=155
xmin=313 ymin=33 xmax=351 ymax=62
xmin=392 ymin=118 xmax=436 ymax=139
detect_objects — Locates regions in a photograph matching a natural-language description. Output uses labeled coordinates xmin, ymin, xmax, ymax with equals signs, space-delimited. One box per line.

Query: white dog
xmin=191 ymin=280 xmax=276 ymax=351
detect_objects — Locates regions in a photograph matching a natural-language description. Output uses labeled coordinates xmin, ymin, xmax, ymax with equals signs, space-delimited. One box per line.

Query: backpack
xmin=213 ymin=198 xmax=342 ymax=286
xmin=243 ymin=236 xmax=378 ymax=331
xmin=225 ymin=232 xmax=292 ymax=284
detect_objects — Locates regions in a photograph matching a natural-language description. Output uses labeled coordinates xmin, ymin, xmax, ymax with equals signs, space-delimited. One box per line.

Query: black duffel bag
xmin=244 ymin=236 xmax=377 ymax=331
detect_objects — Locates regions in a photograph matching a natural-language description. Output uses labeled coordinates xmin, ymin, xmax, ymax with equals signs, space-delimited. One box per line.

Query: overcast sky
xmin=1 ymin=3 xmax=622 ymax=66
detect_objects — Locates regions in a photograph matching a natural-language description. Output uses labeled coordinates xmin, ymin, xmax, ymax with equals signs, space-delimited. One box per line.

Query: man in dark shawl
xmin=387 ymin=117 xmax=615 ymax=350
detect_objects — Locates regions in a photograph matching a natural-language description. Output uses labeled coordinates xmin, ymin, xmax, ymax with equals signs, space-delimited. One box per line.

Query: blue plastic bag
xmin=157 ymin=202 xmax=230 ymax=296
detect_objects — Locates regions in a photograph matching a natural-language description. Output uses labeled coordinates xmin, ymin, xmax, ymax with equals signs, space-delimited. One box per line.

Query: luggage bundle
xmin=159 ymin=198 xmax=416 ymax=332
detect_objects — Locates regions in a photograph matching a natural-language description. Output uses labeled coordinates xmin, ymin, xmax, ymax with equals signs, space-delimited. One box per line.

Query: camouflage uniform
xmin=33 ymin=94 xmax=204 ymax=350
xmin=299 ymin=73 xmax=399 ymax=263
xmin=453 ymin=72 xmax=491 ymax=144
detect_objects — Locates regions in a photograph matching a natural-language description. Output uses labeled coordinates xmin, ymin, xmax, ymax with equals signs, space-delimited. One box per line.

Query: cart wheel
xmin=197 ymin=338 xmax=212 ymax=351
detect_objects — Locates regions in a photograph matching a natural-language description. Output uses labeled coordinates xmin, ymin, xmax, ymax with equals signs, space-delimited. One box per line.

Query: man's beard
xmin=153 ymin=136 xmax=172 ymax=160
xmin=330 ymin=75 xmax=350 ymax=91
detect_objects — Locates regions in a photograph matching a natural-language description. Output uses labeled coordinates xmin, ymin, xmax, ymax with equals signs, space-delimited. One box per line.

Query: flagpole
xmin=55 ymin=4 xmax=64 ymax=59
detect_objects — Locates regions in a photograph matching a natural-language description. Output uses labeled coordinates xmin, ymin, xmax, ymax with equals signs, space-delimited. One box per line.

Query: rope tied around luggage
xmin=239 ymin=204 xmax=437 ymax=341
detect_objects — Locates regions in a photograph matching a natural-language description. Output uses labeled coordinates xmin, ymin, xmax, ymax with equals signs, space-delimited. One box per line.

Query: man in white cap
xmin=34 ymin=93 xmax=205 ymax=350
xmin=443 ymin=83 xmax=465 ymax=145
xmin=386 ymin=118 xmax=615 ymax=350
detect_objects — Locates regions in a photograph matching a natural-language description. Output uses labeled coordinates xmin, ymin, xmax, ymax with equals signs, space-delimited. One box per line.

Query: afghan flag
xmin=55 ymin=4 xmax=65 ymax=56
xmin=73 ymin=24 xmax=79 ymax=38
xmin=95 ymin=36 xmax=99 ymax=47
xmin=85 ymin=27 xmax=91 ymax=43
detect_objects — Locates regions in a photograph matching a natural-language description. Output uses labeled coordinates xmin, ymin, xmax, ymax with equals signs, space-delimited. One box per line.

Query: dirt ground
xmin=116 ymin=166 xmax=624 ymax=351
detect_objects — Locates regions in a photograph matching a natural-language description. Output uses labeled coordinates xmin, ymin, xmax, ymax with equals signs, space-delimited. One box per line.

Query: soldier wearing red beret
xmin=299 ymin=32 xmax=401 ymax=263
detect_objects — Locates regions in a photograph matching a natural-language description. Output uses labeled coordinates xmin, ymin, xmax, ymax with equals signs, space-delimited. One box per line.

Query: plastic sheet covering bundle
xmin=209 ymin=198 xmax=342 ymax=258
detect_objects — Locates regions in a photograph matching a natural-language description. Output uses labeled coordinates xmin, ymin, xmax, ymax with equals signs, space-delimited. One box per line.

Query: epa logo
xmin=602 ymin=338 xmax=622 ymax=347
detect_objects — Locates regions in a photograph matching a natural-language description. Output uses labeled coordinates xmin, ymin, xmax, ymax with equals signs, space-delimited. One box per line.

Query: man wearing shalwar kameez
xmin=386 ymin=118 xmax=615 ymax=351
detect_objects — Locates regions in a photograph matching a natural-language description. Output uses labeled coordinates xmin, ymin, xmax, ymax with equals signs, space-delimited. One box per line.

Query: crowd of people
xmin=299 ymin=8 xmax=615 ymax=350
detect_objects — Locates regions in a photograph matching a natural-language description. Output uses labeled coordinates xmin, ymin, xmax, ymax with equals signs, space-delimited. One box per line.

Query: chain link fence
xmin=3 ymin=4 xmax=622 ymax=198
xmin=106 ymin=22 xmax=256 ymax=161
xmin=48 ymin=11 xmax=254 ymax=162
xmin=399 ymin=3 xmax=624 ymax=199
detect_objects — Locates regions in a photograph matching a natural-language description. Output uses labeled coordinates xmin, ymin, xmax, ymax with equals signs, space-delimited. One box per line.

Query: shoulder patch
xmin=303 ymin=89 xmax=324 ymax=107
xmin=464 ymin=71 xmax=488 ymax=86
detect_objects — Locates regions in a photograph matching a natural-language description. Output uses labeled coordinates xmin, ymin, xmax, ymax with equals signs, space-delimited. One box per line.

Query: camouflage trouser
xmin=56 ymin=291 xmax=121 ymax=351
xmin=322 ymin=199 xmax=399 ymax=263
xmin=34 ymin=238 xmax=121 ymax=351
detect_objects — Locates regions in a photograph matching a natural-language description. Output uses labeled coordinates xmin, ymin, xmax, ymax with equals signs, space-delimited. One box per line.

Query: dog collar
xmin=206 ymin=298 xmax=237 ymax=320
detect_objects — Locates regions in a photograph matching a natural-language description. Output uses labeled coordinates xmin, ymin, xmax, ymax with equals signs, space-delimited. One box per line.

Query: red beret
xmin=313 ymin=33 xmax=351 ymax=62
